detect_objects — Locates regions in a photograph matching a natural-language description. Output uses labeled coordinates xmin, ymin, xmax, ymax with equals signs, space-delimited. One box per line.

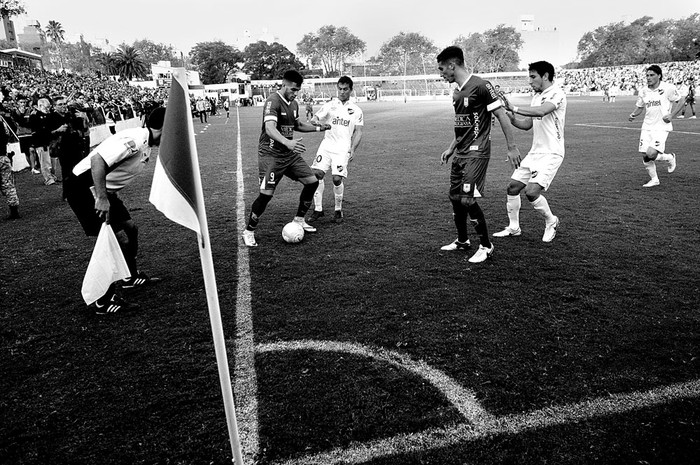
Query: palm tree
xmin=95 ymin=52 xmax=119 ymax=76
xmin=45 ymin=20 xmax=65 ymax=70
xmin=114 ymin=45 xmax=148 ymax=81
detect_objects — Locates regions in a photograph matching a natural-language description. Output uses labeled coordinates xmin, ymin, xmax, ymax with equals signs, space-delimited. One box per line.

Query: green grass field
xmin=2 ymin=96 xmax=699 ymax=464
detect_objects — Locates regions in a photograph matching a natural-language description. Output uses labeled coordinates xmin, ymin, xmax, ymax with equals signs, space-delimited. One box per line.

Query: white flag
xmin=81 ymin=223 xmax=131 ymax=305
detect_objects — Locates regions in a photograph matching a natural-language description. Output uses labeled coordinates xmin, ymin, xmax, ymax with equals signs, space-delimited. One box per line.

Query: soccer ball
xmin=282 ymin=221 xmax=305 ymax=243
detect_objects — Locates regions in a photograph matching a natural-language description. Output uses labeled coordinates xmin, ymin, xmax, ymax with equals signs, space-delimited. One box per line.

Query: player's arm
xmin=666 ymin=98 xmax=685 ymax=122
xmin=493 ymin=106 xmax=522 ymax=170
xmin=295 ymin=120 xmax=331 ymax=133
xmin=510 ymin=101 xmax=556 ymax=119
xmin=628 ymin=105 xmax=644 ymax=121
xmin=441 ymin=137 xmax=457 ymax=164
xmin=500 ymin=93 xmax=533 ymax=130
xmin=90 ymin=153 xmax=111 ymax=223
xmin=349 ymin=126 xmax=363 ymax=162
xmin=265 ymin=120 xmax=306 ymax=154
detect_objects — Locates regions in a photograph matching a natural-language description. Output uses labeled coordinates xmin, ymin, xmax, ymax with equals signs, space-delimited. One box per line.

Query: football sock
xmin=313 ymin=178 xmax=324 ymax=212
xmin=655 ymin=152 xmax=672 ymax=162
xmin=297 ymin=181 xmax=319 ymax=217
xmin=531 ymin=195 xmax=555 ymax=223
xmin=467 ymin=202 xmax=491 ymax=248
xmin=247 ymin=193 xmax=273 ymax=230
xmin=450 ymin=200 xmax=469 ymax=243
xmin=506 ymin=194 xmax=521 ymax=229
xmin=643 ymin=160 xmax=658 ymax=180
xmin=333 ymin=183 xmax=344 ymax=211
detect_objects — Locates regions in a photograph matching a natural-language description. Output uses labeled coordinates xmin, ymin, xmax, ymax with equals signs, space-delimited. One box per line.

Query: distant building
xmin=1 ymin=15 xmax=17 ymax=47
xmin=518 ymin=15 xmax=565 ymax=68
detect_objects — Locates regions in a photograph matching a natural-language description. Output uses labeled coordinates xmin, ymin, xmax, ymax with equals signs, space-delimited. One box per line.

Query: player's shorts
xmin=449 ymin=155 xmax=490 ymax=199
xmin=638 ymin=130 xmax=669 ymax=154
xmin=65 ymin=172 xmax=131 ymax=236
xmin=310 ymin=148 xmax=350 ymax=178
xmin=511 ymin=152 xmax=564 ymax=191
xmin=258 ymin=152 xmax=315 ymax=191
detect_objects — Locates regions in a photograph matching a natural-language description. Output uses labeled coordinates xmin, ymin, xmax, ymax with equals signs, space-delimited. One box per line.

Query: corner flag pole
xmin=149 ymin=67 xmax=244 ymax=464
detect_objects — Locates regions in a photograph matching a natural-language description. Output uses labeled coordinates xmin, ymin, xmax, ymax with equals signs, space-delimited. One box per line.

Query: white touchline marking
xmin=234 ymin=106 xmax=259 ymax=461
xmin=575 ymin=123 xmax=700 ymax=136
xmin=257 ymin=340 xmax=700 ymax=465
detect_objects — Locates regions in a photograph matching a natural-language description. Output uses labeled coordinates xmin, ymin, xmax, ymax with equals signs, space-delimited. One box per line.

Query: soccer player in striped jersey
xmin=493 ymin=61 xmax=567 ymax=243
xmin=628 ymin=65 xmax=683 ymax=187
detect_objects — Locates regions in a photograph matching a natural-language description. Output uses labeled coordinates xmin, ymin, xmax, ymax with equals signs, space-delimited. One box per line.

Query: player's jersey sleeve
xmin=664 ymin=83 xmax=681 ymax=103
xmin=354 ymin=106 xmax=364 ymax=126
xmin=484 ymin=81 xmax=502 ymax=113
xmin=315 ymin=100 xmax=333 ymax=123
xmin=635 ymin=89 xmax=646 ymax=108
xmin=263 ymin=94 xmax=281 ymax=124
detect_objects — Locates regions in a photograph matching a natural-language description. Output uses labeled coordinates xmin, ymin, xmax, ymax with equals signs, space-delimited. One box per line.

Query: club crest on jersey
xmin=464 ymin=98 xmax=469 ymax=108
xmin=348 ymin=108 xmax=354 ymax=115
xmin=463 ymin=183 xmax=471 ymax=193
xmin=531 ymin=171 xmax=539 ymax=179
xmin=336 ymin=165 xmax=344 ymax=172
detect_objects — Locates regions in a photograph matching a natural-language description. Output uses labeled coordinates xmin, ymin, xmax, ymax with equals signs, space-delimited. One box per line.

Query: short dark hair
xmin=338 ymin=75 xmax=354 ymax=89
xmin=647 ymin=65 xmax=663 ymax=79
xmin=283 ymin=70 xmax=304 ymax=86
xmin=436 ymin=46 xmax=464 ymax=66
xmin=528 ymin=61 xmax=555 ymax=81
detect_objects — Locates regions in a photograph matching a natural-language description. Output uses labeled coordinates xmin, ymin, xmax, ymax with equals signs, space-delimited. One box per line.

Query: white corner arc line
xmin=258 ymin=340 xmax=700 ymax=465
xmin=234 ymin=106 xmax=260 ymax=461
xmin=256 ymin=339 xmax=494 ymax=425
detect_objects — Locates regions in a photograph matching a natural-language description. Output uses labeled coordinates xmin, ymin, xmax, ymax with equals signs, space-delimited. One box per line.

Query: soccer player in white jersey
xmin=628 ymin=65 xmax=683 ymax=188
xmin=493 ymin=61 xmax=567 ymax=243
xmin=308 ymin=76 xmax=364 ymax=223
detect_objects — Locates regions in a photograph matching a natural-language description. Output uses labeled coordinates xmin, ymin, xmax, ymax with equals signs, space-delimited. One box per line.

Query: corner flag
xmin=149 ymin=68 xmax=245 ymax=465
xmin=149 ymin=69 xmax=202 ymax=234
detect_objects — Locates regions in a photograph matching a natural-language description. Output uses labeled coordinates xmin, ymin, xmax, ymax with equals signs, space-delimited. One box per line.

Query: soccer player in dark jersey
xmin=436 ymin=46 xmax=521 ymax=263
xmin=243 ymin=70 xmax=331 ymax=247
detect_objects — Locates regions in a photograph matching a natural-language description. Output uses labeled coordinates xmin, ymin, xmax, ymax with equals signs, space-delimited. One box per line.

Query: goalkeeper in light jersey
xmin=628 ymin=65 xmax=683 ymax=188
xmin=307 ymin=76 xmax=364 ymax=224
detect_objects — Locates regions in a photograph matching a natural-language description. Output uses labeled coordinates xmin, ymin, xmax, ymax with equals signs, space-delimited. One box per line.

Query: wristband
xmin=512 ymin=106 xmax=519 ymax=114
xmin=316 ymin=126 xmax=320 ymax=132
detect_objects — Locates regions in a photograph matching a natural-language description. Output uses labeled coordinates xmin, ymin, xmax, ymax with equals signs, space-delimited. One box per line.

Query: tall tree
xmin=297 ymin=25 xmax=365 ymax=77
xmin=453 ymin=25 xmax=521 ymax=73
xmin=95 ymin=52 xmax=118 ymax=76
xmin=375 ymin=32 xmax=437 ymax=76
xmin=242 ymin=41 xmax=304 ymax=80
xmin=0 ymin=0 xmax=25 ymax=17
xmin=114 ymin=45 xmax=148 ymax=80
xmin=45 ymin=19 xmax=65 ymax=70
xmin=671 ymin=13 xmax=700 ymax=61
xmin=189 ymin=40 xmax=242 ymax=84
xmin=452 ymin=33 xmax=489 ymax=73
xmin=132 ymin=39 xmax=178 ymax=66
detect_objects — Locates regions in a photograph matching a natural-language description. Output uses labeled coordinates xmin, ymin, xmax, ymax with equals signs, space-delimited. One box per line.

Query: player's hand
xmin=500 ymin=93 xmax=513 ymax=112
xmin=94 ymin=198 xmax=111 ymax=224
xmin=628 ymin=113 xmax=636 ymax=122
xmin=662 ymin=114 xmax=672 ymax=123
xmin=322 ymin=124 xmax=331 ymax=131
xmin=288 ymin=138 xmax=306 ymax=154
xmin=506 ymin=147 xmax=522 ymax=170
xmin=440 ymin=149 xmax=453 ymax=164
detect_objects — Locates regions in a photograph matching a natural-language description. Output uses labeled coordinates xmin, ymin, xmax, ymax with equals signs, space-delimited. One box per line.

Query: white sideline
xmin=234 ymin=107 xmax=260 ymax=460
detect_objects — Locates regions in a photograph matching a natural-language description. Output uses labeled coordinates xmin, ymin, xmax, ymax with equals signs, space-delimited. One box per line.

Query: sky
xmin=15 ymin=0 xmax=700 ymax=67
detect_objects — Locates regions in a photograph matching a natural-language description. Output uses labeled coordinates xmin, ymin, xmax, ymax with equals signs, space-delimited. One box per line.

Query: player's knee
xmin=642 ymin=155 xmax=653 ymax=163
xmin=332 ymin=176 xmax=343 ymax=186
xmin=506 ymin=183 xmax=522 ymax=196
xmin=313 ymin=169 xmax=325 ymax=180
xmin=645 ymin=149 xmax=658 ymax=160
